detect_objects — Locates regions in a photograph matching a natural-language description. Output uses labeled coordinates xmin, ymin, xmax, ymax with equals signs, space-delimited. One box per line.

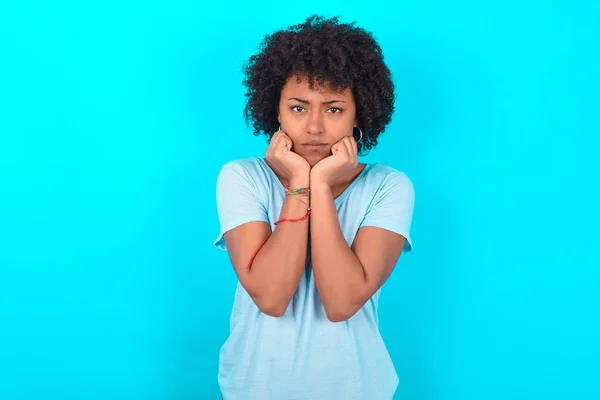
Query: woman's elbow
xmin=324 ymin=304 xmax=358 ymax=322
xmin=260 ymin=303 xmax=287 ymax=317
xmin=255 ymin=295 xmax=290 ymax=317
xmin=244 ymin=283 xmax=291 ymax=317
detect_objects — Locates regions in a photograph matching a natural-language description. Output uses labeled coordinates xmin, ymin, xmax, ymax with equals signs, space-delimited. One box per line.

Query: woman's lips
xmin=302 ymin=142 xmax=327 ymax=150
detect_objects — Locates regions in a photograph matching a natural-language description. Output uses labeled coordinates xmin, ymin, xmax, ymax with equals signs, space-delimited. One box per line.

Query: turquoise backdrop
xmin=1 ymin=1 xmax=598 ymax=399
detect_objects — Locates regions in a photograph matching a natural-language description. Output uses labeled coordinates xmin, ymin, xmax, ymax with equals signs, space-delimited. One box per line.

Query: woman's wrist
xmin=309 ymin=179 xmax=332 ymax=195
xmin=309 ymin=168 xmax=334 ymax=188
xmin=288 ymin=173 xmax=310 ymax=189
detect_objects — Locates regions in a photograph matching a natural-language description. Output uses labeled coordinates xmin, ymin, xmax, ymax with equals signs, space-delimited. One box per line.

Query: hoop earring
xmin=354 ymin=127 xmax=363 ymax=142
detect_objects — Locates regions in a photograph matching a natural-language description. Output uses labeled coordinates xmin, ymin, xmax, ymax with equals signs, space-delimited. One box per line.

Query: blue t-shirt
xmin=213 ymin=157 xmax=415 ymax=400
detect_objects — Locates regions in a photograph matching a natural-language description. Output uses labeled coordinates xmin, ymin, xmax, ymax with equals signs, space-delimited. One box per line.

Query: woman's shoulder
xmin=365 ymin=163 xmax=413 ymax=187
xmin=217 ymin=157 xmax=274 ymax=186
xmin=220 ymin=156 xmax=264 ymax=170
xmin=359 ymin=163 xmax=415 ymax=209
xmin=218 ymin=157 xmax=269 ymax=176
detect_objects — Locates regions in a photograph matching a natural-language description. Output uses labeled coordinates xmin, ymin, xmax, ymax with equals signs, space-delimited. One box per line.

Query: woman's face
xmin=277 ymin=74 xmax=358 ymax=167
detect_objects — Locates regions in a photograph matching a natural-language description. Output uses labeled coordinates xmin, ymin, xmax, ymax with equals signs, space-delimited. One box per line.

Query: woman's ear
xmin=277 ymin=104 xmax=281 ymax=124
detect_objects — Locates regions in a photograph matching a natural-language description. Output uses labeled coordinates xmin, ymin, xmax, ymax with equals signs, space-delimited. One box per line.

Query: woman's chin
xmin=292 ymin=147 xmax=330 ymax=167
xmin=302 ymin=153 xmax=328 ymax=167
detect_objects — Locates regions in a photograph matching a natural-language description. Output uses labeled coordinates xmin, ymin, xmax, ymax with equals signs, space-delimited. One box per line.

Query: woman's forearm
xmin=248 ymin=176 xmax=309 ymax=316
xmin=309 ymin=181 xmax=367 ymax=322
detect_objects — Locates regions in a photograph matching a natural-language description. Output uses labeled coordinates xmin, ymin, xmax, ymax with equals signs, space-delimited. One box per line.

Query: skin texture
xmin=224 ymin=75 xmax=406 ymax=321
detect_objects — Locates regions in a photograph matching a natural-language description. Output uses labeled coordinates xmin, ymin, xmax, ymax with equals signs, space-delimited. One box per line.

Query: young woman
xmin=213 ymin=15 xmax=415 ymax=400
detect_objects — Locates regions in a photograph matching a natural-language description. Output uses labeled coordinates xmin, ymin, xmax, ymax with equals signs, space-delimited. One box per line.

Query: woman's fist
xmin=265 ymin=129 xmax=310 ymax=181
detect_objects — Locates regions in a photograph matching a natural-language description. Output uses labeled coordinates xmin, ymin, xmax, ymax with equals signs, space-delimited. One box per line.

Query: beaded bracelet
xmin=285 ymin=187 xmax=310 ymax=196
xmin=275 ymin=186 xmax=311 ymax=225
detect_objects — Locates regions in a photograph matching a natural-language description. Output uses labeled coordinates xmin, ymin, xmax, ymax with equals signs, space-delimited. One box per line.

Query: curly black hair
xmin=242 ymin=15 xmax=395 ymax=155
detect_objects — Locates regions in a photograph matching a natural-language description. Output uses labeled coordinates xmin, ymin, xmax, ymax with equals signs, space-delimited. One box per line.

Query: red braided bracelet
xmin=274 ymin=207 xmax=311 ymax=225
xmin=247 ymin=208 xmax=311 ymax=270
xmin=247 ymin=187 xmax=310 ymax=270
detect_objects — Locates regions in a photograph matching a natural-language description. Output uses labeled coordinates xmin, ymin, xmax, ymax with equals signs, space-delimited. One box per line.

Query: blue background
xmin=1 ymin=1 xmax=598 ymax=399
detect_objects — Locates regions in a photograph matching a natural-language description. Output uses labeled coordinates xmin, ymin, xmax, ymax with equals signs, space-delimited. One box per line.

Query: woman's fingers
xmin=340 ymin=136 xmax=358 ymax=165
xmin=349 ymin=135 xmax=358 ymax=155
xmin=266 ymin=131 xmax=282 ymax=157
xmin=331 ymin=142 xmax=340 ymax=155
xmin=281 ymin=134 xmax=292 ymax=151
xmin=267 ymin=130 xmax=293 ymax=159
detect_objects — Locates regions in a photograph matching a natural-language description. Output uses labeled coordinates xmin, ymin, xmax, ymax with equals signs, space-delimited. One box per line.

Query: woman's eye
xmin=328 ymin=107 xmax=343 ymax=114
xmin=291 ymin=106 xmax=305 ymax=112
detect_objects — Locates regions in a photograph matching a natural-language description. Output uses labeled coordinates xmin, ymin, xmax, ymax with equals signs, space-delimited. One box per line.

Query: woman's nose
xmin=306 ymin=112 xmax=324 ymax=135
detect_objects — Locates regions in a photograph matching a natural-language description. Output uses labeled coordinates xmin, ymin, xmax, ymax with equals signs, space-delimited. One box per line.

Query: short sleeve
xmin=359 ymin=172 xmax=415 ymax=252
xmin=213 ymin=162 xmax=269 ymax=250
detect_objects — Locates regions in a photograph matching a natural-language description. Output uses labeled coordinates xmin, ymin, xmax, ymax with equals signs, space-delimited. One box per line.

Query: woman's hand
xmin=310 ymin=136 xmax=359 ymax=187
xmin=266 ymin=129 xmax=311 ymax=181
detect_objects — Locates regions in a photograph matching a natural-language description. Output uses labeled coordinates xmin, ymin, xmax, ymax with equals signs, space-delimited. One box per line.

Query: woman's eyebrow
xmin=288 ymin=97 xmax=346 ymax=104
